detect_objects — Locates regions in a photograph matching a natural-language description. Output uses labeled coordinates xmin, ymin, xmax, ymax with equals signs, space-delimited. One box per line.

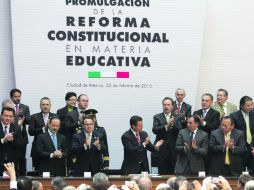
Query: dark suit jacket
xmin=193 ymin=108 xmax=220 ymax=135
xmin=152 ymin=112 xmax=179 ymax=166
xmin=175 ymin=128 xmax=208 ymax=174
xmin=230 ymin=110 xmax=254 ymax=147
xmin=14 ymin=103 xmax=31 ymax=145
xmin=0 ymin=123 xmax=24 ymax=166
xmin=209 ymin=128 xmax=245 ymax=176
xmin=61 ymin=109 xmax=79 ymax=149
xmin=121 ymin=129 xmax=157 ymax=175
xmin=28 ymin=112 xmax=57 ymax=158
xmin=72 ymin=130 xmax=106 ymax=176
xmin=94 ymin=125 xmax=109 ymax=167
xmin=173 ymin=101 xmax=192 ymax=129
xmin=36 ymin=132 xmax=68 ymax=176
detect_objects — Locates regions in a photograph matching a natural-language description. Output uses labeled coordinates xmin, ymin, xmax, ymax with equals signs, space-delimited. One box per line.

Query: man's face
xmin=40 ymin=99 xmax=51 ymax=114
xmin=83 ymin=118 xmax=94 ymax=133
xmin=78 ymin=95 xmax=89 ymax=110
xmin=187 ymin=117 xmax=198 ymax=132
xmin=132 ymin=121 xmax=143 ymax=133
xmin=11 ymin=92 xmax=21 ymax=104
xmin=201 ymin=95 xmax=212 ymax=110
xmin=241 ymin=100 xmax=253 ymax=113
xmin=175 ymin=90 xmax=185 ymax=103
xmin=66 ymin=96 xmax=77 ymax=107
xmin=217 ymin=91 xmax=228 ymax=105
xmin=1 ymin=110 xmax=14 ymax=125
xmin=221 ymin=118 xmax=233 ymax=134
xmin=48 ymin=119 xmax=60 ymax=134
xmin=163 ymin=99 xmax=173 ymax=114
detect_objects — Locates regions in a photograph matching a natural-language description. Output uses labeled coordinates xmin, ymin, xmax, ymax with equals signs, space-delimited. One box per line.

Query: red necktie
xmin=135 ymin=133 xmax=141 ymax=144
xmin=177 ymin=102 xmax=181 ymax=113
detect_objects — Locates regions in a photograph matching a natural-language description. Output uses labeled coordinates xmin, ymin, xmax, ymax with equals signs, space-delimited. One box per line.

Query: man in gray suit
xmin=212 ymin=89 xmax=237 ymax=118
xmin=175 ymin=115 xmax=208 ymax=175
xmin=209 ymin=116 xmax=245 ymax=176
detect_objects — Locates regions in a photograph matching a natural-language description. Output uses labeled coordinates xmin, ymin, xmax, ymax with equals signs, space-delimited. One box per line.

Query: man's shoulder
xmin=183 ymin=101 xmax=192 ymax=108
xmin=57 ymin=106 xmax=67 ymax=114
xmin=20 ymin=103 xmax=29 ymax=109
xmin=154 ymin=112 xmax=164 ymax=118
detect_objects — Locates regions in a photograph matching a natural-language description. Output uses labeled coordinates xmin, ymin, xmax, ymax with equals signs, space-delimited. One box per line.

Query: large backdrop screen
xmin=11 ymin=0 xmax=206 ymax=168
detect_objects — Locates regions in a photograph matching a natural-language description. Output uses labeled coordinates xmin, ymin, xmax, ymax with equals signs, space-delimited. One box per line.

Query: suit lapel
xmin=39 ymin=113 xmax=45 ymax=126
xmin=0 ymin=123 xmax=4 ymax=138
xmin=46 ymin=132 xmax=56 ymax=150
xmin=128 ymin=129 xmax=139 ymax=145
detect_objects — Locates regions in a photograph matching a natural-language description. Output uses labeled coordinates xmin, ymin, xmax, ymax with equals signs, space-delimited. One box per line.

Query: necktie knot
xmin=177 ymin=102 xmax=181 ymax=113
xmin=135 ymin=133 xmax=141 ymax=144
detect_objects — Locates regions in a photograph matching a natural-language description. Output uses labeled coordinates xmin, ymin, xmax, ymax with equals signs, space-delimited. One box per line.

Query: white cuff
xmin=10 ymin=180 xmax=17 ymax=189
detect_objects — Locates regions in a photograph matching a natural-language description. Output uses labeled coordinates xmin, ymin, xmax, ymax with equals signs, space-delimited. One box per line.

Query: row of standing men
xmin=1 ymin=88 xmax=254 ymax=176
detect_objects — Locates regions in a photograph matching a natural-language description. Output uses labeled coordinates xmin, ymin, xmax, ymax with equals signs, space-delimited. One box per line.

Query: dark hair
xmin=240 ymin=96 xmax=253 ymax=109
xmin=217 ymin=89 xmax=228 ymax=97
xmin=17 ymin=177 xmax=32 ymax=190
xmin=162 ymin=97 xmax=174 ymax=105
xmin=189 ymin=115 xmax=201 ymax=126
xmin=10 ymin=88 xmax=22 ymax=98
xmin=65 ymin=92 xmax=77 ymax=101
xmin=238 ymin=174 xmax=253 ymax=189
xmin=48 ymin=116 xmax=61 ymax=124
xmin=1 ymin=107 xmax=15 ymax=116
xmin=82 ymin=115 xmax=94 ymax=124
xmin=221 ymin=116 xmax=234 ymax=125
xmin=78 ymin=94 xmax=88 ymax=101
xmin=202 ymin=93 xmax=213 ymax=101
xmin=130 ymin=115 xmax=142 ymax=127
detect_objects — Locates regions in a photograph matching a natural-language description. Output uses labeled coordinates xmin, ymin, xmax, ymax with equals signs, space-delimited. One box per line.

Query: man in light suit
xmin=173 ymin=88 xmax=192 ymax=130
xmin=175 ymin=115 xmax=208 ymax=175
xmin=36 ymin=116 xmax=68 ymax=176
xmin=152 ymin=97 xmax=179 ymax=174
xmin=28 ymin=97 xmax=57 ymax=170
xmin=231 ymin=96 xmax=254 ymax=173
xmin=212 ymin=89 xmax=237 ymax=118
xmin=72 ymin=115 xmax=106 ymax=176
xmin=121 ymin=115 xmax=163 ymax=175
xmin=209 ymin=116 xmax=245 ymax=176
xmin=10 ymin=88 xmax=31 ymax=176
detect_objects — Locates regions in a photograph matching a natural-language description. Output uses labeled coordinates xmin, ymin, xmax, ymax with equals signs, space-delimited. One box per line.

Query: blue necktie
xmin=52 ymin=134 xmax=58 ymax=150
xmin=4 ymin=126 xmax=7 ymax=135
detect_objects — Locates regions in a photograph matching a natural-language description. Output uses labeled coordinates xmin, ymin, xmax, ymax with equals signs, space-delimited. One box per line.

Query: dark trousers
xmin=17 ymin=146 xmax=27 ymax=176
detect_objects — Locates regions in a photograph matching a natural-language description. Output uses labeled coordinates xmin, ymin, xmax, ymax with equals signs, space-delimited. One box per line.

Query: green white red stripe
xmin=88 ymin=71 xmax=129 ymax=78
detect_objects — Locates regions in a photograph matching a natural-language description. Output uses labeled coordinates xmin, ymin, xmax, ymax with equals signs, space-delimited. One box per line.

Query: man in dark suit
xmin=193 ymin=93 xmax=220 ymax=174
xmin=28 ymin=97 xmax=57 ymax=170
xmin=0 ymin=107 xmax=24 ymax=176
xmin=173 ymin=88 xmax=192 ymax=130
xmin=152 ymin=97 xmax=178 ymax=174
xmin=84 ymin=109 xmax=110 ymax=169
xmin=63 ymin=94 xmax=89 ymax=173
xmin=36 ymin=116 xmax=68 ymax=176
xmin=175 ymin=115 xmax=208 ymax=175
xmin=121 ymin=115 xmax=163 ymax=175
xmin=193 ymin=93 xmax=220 ymax=136
xmin=209 ymin=116 xmax=245 ymax=176
xmin=10 ymin=89 xmax=31 ymax=176
xmin=231 ymin=96 xmax=254 ymax=173
xmin=72 ymin=115 xmax=107 ymax=176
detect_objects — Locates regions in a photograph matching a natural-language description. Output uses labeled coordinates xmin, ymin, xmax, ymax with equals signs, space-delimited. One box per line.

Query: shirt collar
xmin=131 ymin=128 xmax=139 ymax=136
xmin=1 ymin=122 xmax=10 ymax=129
